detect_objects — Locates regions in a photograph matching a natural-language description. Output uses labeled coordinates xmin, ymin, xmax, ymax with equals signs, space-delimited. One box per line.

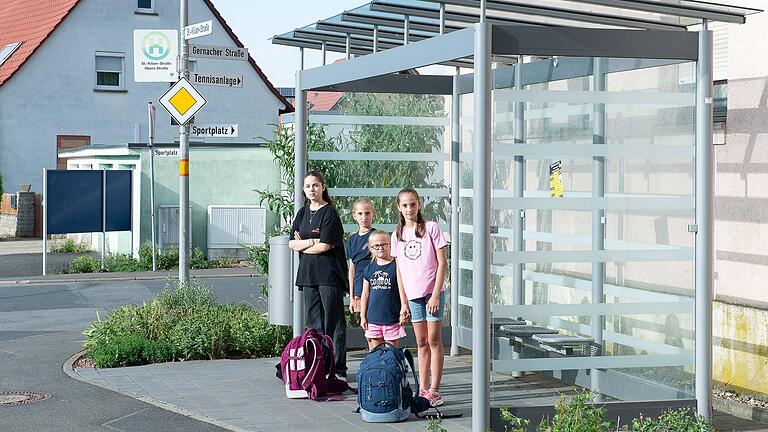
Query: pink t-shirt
xmin=391 ymin=221 xmax=448 ymax=300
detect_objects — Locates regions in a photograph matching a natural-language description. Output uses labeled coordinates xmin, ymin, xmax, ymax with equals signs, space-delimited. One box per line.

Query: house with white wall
xmin=0 ymin=0 xmax=292 ymax=256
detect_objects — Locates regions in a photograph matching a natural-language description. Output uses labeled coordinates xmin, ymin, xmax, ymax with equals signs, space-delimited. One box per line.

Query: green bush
xmin=209 ymin=256 xmax=237 ymax=269
xmin=158 ymin=247 xmax=180 ymax=270
xmin=628 ymin=408 xmax=713 ymax=432
xmin=84 ymin=281 xmax=291 ymax=367
xmin=50 ymin=238 xmax=94 ymax=253
xmin=104 ymin=253 xmax=145 ymax=272
xmin=536 ymin=391 xmax=612 ymax=432
xmin=68 ymin=256 xmax=100 ymax=273
xmin=245 ymin=242 xmax=269 ymax=275
xmin=190 ymin=247 xmax=209 ymax=269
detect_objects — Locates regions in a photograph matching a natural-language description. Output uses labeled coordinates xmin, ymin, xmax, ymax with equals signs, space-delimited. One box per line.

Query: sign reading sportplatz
xmin=133 ymin=30 xmax=178 ymax=82
xmin=191 ymin=73 xmax=243 ymax=88
xmin=189 ymin=44 xmax=248 ymax=61
xmin=191 ymin=124 xmax=239 ymax=138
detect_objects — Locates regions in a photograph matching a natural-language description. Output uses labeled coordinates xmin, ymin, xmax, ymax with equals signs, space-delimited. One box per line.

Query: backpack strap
xmin=403 ymin=348 xmax=419 ymax=397
xmin=307 ymin=334 xmax=355 ymax=399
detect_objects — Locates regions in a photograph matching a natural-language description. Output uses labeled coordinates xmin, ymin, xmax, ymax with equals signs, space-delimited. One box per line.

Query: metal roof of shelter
xmin=273 ymin=0 xmax=761 ymax=64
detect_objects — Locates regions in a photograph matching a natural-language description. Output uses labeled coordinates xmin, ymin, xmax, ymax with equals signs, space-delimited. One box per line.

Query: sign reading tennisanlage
xmin=190 ymin=72 xmax=243 ymax=88
xmin=133 ymin=29 xmax=178 ymax=82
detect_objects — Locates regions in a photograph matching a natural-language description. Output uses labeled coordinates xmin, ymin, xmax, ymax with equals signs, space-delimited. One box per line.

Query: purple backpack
xmin=279 ymin=328 xmax=352 ymax=400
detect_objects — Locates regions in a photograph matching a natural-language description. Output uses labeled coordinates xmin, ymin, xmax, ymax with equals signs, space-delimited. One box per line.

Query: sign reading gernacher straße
xmin=189 ymin=44 xmax=248 ymax=61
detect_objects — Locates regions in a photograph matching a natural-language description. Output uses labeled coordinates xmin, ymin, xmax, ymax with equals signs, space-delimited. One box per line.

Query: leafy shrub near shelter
xmin=83 ymin=281 xmax=291 ymax=368
xmin=66 ymin=244 xmax=237 ymax=274
xmin=68 ymin=256 xmax=100 ymax=273
xmin=50 ymin=238 xmax=94 ymax=253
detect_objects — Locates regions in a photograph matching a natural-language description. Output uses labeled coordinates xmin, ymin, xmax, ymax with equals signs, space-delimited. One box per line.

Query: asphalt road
xmin=0 ymin=276 xmax=265 ymax=432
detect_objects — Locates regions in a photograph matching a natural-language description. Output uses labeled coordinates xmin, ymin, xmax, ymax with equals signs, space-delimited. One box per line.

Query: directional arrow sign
xmin=158 ymin=77 xmax=207 ymax=125
xmin=184 ymin=20 xmax=212 ymax=40
xmin=190 ymin=72 xmax=243 ymax=88
xmin=191 ymin=124 xmax=239 ymax=138
xmin=189 ymin=44 xmax=248 ymax=61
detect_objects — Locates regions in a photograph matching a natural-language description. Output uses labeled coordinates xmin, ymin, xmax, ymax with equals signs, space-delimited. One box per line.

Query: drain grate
xmin=0 ymin=391 xmax=51 ymax=407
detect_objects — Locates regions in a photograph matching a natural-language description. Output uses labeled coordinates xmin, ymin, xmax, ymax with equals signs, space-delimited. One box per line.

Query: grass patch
xmin=83 ymin=280 xmax=291 ymax=367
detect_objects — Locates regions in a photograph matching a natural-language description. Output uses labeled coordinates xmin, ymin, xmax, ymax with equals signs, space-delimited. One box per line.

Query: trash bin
xmin=268 ymin=235 xmax=293 ymax=325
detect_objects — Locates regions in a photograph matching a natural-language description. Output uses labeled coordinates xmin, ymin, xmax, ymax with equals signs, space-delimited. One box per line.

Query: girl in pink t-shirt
xmin=391 ymin=188 xmax=448 ymax=407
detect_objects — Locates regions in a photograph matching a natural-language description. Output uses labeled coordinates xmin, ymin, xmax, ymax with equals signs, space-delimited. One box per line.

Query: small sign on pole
xmin=190 ymin=72 xmax=243 ymax=88
xmin=191 ymin=124 xmax=239 ymax=137
xmin=184 ymin=20 xmax=212 ymax=40
xmin=153 ymin=148 xmax=181 ymax=158
xmin=189 ymin=44 xmax=248 ymax=61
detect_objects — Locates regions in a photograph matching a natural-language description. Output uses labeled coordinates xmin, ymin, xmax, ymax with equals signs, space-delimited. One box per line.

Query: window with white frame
xmin=137 ymin=0 xmax=154 ymax=13
xmin=0 ymin=42 xmax=22 ymax=67
xmin=95 ymin=52 xmax=125 ymax=90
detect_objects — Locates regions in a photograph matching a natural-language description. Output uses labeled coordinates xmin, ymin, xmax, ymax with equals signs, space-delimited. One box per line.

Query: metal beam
xmin=370 ymin=1 xmax=543 ymax=27
xmin=343 ymin=9 xmax=463 ymax=32
xmin=577 ymin=0 xmax=750 ymax=24
xmin=491 ymin=26 xmax=699 ymax=60
xmin=311 ymin=73 xmax=453 ymax=94
xmin=300 ymin=26 xmax=474 ymax=90
xmin=472 ymin=20 xmax=491 ymax=432
xmin=450 ymin=67 xmax=461 ymax=357
xmin=694 ymin=21 xmax=713 ymax=421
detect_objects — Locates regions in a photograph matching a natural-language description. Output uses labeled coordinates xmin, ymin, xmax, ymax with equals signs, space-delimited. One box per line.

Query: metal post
xmin=439 ymin=3 xmax=446 ymax=34
xmin=472 ymin=19 xmax=491 ymax=432
xmin=299 ymin=47 xmax=304 ymax=70
xmin=178 ymin=0 xmax=190 ymax=284
xmin=450 ymin=67 xmax=461 ymax=357
xmin=512 ymin=57 xmax=524 ymax=309
xmin=101 ymin=170 xmax=107 ymax=270
xmin=373 ymin=25 xmax=379 ymax=53
xmin=42 ymin=168 xmax=47 ymax=276
xmin=591 ymin=57 xmax=606 ymax=400
xmin=404 ymin=15 xmax=410 ymax=45
xmin=321 ymin=42 xmax=326 ymax=65
xmin=695 ymin=20 xmax=714 ymax=421
xmin=345 ymin=33 xmax=351 ymax=59
xmin=148 ymin=102 xmax=158 ymax=271
xmin=293 ymin=70 xmax=308 ymax=338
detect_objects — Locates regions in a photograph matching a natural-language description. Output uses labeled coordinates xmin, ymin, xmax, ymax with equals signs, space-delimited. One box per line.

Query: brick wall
xmin=0 ymin=192 xmax=38 ymax=237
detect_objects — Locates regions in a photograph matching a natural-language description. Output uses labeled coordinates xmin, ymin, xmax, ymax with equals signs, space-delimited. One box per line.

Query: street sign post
xmin=158 ymin=77 xmax=207 ymax=125
xmin=190 ymin=72 xmax=243 ymax=88
xmin=134 ymin=30 xmax=178 ymax=82
xmin=189 ymin=44 xmax=247 ymax=61
xmin=184 ymin=20 xmax=212 ymax=40
xmin=191 ymin=124 xmax=239 ymax=137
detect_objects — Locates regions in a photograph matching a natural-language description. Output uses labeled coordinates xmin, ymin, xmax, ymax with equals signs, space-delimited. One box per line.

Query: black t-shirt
xmin=362 ymin=260 xmax=401 ymax=325
xmin=346 ymin=229 xmax=375 ymax=297
xmin=291 ymin=204 xmax=348 ymax=288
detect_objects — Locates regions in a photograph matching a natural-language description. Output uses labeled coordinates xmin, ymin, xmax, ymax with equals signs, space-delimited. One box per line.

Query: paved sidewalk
xmin=69 ymin=352 xmax=768 ymax=432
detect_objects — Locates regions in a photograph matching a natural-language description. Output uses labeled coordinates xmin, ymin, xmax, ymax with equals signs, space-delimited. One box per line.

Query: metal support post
xmin=450 ymin=67 xmax=461 ymax=357
xmin=321 ymin=42 xmax=326 ymax=65
xmin=148 ymin=102 xmax=158 ymax=271
xmin=101 ymin=170 xmax=107 ymax=270
xmin=591 ymin=57 xmax=606 ymax=400
xmin=512 ymin=57 xmax=525 ymax=309
xmin=373 ymin=25 xmax=379 ymax=53
xmin=472 ymin=19 xmax=491 ymax=432
xmin=439 ymin=3 xmax=446 ymax=34
xmin=42 ymin=169 xmax=47 ymax=276
xmin=293 ymin=70 xmax=308 ymax=337
xmin=404 ymin=15 xmax=410 ymax=44
xmin=695 ymin=20 xmax=714 ymax=421
xmin=178 ymin=0 xmax=190 ymax=284
xmin=345 ymin=33 xmax=351 ymax=59
xmin=299 ymin=47 xmax=304 ymax=70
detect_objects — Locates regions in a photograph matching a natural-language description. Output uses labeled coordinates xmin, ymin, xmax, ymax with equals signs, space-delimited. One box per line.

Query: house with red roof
xmin=0 ymin=0 xmax=292 ymax=256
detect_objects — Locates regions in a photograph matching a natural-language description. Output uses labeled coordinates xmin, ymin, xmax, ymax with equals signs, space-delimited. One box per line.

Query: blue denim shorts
xmin=408 ymin=291 xmax=446 ymax=323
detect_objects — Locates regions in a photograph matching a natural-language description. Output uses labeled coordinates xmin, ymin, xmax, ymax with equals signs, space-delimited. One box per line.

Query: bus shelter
xmin=273 ymin=1 xmax=761 ymax=430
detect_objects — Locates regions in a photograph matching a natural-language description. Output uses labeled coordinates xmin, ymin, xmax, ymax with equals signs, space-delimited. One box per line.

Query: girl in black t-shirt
xmin=288 ymin=170 xmax=348 ymax=376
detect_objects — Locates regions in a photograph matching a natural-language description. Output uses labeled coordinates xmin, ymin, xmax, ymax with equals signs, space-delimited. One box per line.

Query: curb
xmin=0 ymin=272 xmax=261 ymax=286
xmin=714 ymin=396 xmax=768 ymax=425
xmin=62 ymin=351 xmax=249 ymax=432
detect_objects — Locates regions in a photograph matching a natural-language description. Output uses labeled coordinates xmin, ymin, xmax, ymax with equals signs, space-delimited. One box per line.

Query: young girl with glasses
xmin=391 ymin=188 xmax=448 ymax=407
xmin=347 ymin=198 xmax=377 ymax=318
xmin=360 ymin=231 xmax=407 ymax=350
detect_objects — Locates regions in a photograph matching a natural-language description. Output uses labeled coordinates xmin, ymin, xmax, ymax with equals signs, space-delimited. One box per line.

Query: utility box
xmin=268 ymin=235 xmax=293 ymax=326
xmin=158 ymin=206 xmax=192 ymax=252
xmin=207 ymin=205 xmax=266 ymax=259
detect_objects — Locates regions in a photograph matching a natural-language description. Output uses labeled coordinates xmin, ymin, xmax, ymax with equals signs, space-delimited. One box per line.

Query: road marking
xmin=102 ymin=407 xmax=150 ymax=431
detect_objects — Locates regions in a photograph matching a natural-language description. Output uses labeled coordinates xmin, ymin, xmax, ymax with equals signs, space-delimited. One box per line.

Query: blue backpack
xmin=356 ymin=343 xmax=431 ymax=422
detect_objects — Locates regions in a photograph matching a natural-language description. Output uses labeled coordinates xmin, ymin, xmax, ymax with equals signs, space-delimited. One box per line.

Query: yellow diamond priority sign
xmin=159 ymin=77 xmax=206 ymax=125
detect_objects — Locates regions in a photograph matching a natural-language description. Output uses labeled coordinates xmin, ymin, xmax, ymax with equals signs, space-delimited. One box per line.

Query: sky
xmin=213 ymin=0 xmax=366 ymax=88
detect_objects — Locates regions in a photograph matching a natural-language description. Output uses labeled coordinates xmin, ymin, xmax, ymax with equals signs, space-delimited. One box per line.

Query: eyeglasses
xmin=370 ymin=243 xmax=390 ymax=250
